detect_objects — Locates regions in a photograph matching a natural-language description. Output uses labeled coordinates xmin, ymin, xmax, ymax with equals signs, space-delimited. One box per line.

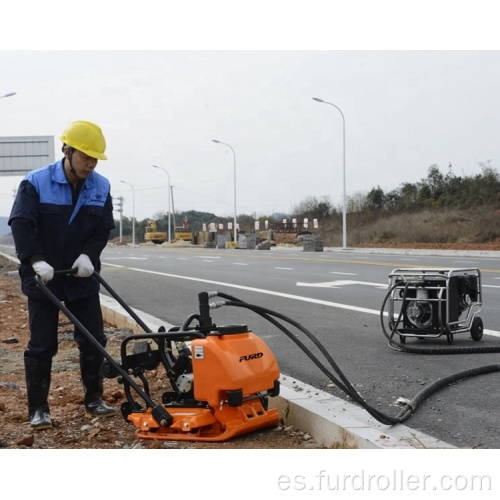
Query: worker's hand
xmin=71 ymin=254 xmax=94 ymax=278
xmin=32 ymin=261 xmax=54 ymax=284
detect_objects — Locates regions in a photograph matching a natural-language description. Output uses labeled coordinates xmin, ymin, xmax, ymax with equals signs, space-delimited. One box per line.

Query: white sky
xmin=1 ymin=1 xmax=500 ymax=222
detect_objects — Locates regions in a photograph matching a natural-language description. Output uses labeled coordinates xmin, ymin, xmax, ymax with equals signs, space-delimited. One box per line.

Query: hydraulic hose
xmin=404 ymin=364 xmax=500 ymax=416
xmin=380 ymin=281 xmax=408 ymax=352
xmin=216 ymin=292 xmax=355 ymax=397
xmin=399 ymin=344 xmax=500 ymax=355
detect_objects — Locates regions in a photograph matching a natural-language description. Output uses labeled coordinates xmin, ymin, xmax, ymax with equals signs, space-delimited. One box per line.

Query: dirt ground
xmin=0 ymin=255 xmax=322 ymax=449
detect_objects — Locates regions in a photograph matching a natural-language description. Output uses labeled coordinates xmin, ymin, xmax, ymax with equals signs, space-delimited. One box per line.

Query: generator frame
xmin=386 ymin=268 xmax=483 ymax=345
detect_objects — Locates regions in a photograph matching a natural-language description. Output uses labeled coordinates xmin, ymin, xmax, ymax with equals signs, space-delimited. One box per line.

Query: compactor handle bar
xmin=53 ymin=267 xmax=78 ymax=275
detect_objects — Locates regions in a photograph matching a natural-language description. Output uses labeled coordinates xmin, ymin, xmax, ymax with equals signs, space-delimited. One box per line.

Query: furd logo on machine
xmin=239 ymin=352 xmax=264 ymax=362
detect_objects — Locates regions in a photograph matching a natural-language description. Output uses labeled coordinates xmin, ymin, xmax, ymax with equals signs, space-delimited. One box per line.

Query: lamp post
xmin=120 ymin=180 xmax=135 ymax=247
xmin=170 ymin=185 xmax=177 ymax=230
xmin=313 ymin=97 xmax=347 ymax=249
xmin=0 ymin=92 xmax=16 ymax=99
xmin=152 ymin=164 xmax=171 ymax=242
xmin=212 ymin=139 xmax=237 ymax=243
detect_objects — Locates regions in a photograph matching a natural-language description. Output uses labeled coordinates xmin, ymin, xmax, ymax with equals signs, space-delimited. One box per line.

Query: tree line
xmin=291 ymin=161 xmax=500 ymax=219
xmin=361 ymin=161 xmax=500 ymax=214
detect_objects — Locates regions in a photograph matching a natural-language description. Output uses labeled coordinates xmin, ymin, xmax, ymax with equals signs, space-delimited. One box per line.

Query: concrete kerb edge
xmin=99 ymin=294 xmax=455 ymax=450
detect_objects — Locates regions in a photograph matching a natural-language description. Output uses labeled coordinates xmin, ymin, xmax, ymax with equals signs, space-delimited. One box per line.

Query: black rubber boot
xmin=80 ymin=351 xmax=117 ymax=418
xmin=24 ymin=354 xmax=53 ymax=430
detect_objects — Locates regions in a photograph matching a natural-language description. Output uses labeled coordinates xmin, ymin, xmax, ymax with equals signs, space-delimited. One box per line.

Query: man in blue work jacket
xmin=9 ymin=120 xmax=117 ymax=430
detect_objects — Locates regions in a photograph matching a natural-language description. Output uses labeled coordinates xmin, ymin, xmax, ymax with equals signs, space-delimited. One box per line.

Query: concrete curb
xmin=272 ymin=376 xmax=454 ymax=449
xmin=99 ymin=293 xmax=455 ymax=449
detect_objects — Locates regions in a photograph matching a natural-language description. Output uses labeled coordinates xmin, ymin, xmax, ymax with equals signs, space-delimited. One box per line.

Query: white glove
xmin=71 ymin=254 xmax=94 ymax=278
xmin=32 ymin=261 xmax=54 ymax=284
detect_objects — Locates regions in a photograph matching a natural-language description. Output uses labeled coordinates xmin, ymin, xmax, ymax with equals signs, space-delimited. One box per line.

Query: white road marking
xmin=297 ymin=279 xmax=387 ymax=289
xmin=102 ymin=257 xmax=148 ymax=260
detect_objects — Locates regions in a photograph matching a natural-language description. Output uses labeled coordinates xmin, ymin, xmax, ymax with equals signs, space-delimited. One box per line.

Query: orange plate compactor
xmin=37 ymin=273 xmax=280 ymax=442
xmin=126 ymin=325 xmax=280 ymax=442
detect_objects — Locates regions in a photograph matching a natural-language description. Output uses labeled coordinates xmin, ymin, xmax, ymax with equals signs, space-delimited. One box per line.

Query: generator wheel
xmin=470 ymin=316 xmax=484 ymax=342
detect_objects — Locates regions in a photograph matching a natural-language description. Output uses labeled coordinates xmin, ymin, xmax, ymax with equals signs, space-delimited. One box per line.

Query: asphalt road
xmin=3 ymin=243 xmax=500 ymax=448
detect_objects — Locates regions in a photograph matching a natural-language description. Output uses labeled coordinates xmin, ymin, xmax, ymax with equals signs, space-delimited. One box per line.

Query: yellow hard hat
xmin=59 ymin=120 xmax=107 ymax=160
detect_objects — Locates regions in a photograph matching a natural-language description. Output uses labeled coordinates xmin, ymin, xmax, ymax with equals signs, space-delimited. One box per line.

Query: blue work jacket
xmin=9 ymin=158 xmax=115 ymax=301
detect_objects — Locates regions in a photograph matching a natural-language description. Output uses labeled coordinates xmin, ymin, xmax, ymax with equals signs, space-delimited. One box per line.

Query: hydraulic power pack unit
xmin=385 ymin=268 xmax=483 ymax=345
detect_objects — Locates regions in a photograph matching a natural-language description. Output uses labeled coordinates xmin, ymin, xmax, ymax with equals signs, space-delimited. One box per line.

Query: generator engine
xmin=385 ymin=268 xmax=483 ymax=344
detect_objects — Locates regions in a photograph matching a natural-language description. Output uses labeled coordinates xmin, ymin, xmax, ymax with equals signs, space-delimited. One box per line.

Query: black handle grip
xmin=53 ymin=268 xmax=78 ymax=275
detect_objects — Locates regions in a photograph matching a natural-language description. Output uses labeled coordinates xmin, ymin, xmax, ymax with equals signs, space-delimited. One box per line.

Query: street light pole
xmin=152 ymin=165 xmax=171 ymax=242
xmin=212 ymin=139 xmax=237 ymax=243
xmin=170 ymin=185 xmax=177 ymax=230
xmin=120 ymin=180 xmax=135 ymax=247
xmin=313 ymin=97 xmax=347 ymax=249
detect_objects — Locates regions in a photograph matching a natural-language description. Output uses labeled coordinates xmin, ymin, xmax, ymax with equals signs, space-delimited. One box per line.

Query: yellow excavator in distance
xmin=144 ymin=219 xmax=167 ymax=244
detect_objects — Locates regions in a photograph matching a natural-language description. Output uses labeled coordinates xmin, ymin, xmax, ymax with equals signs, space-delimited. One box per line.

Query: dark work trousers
xmin=26 ymin=293 xmax=107 ymax=360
